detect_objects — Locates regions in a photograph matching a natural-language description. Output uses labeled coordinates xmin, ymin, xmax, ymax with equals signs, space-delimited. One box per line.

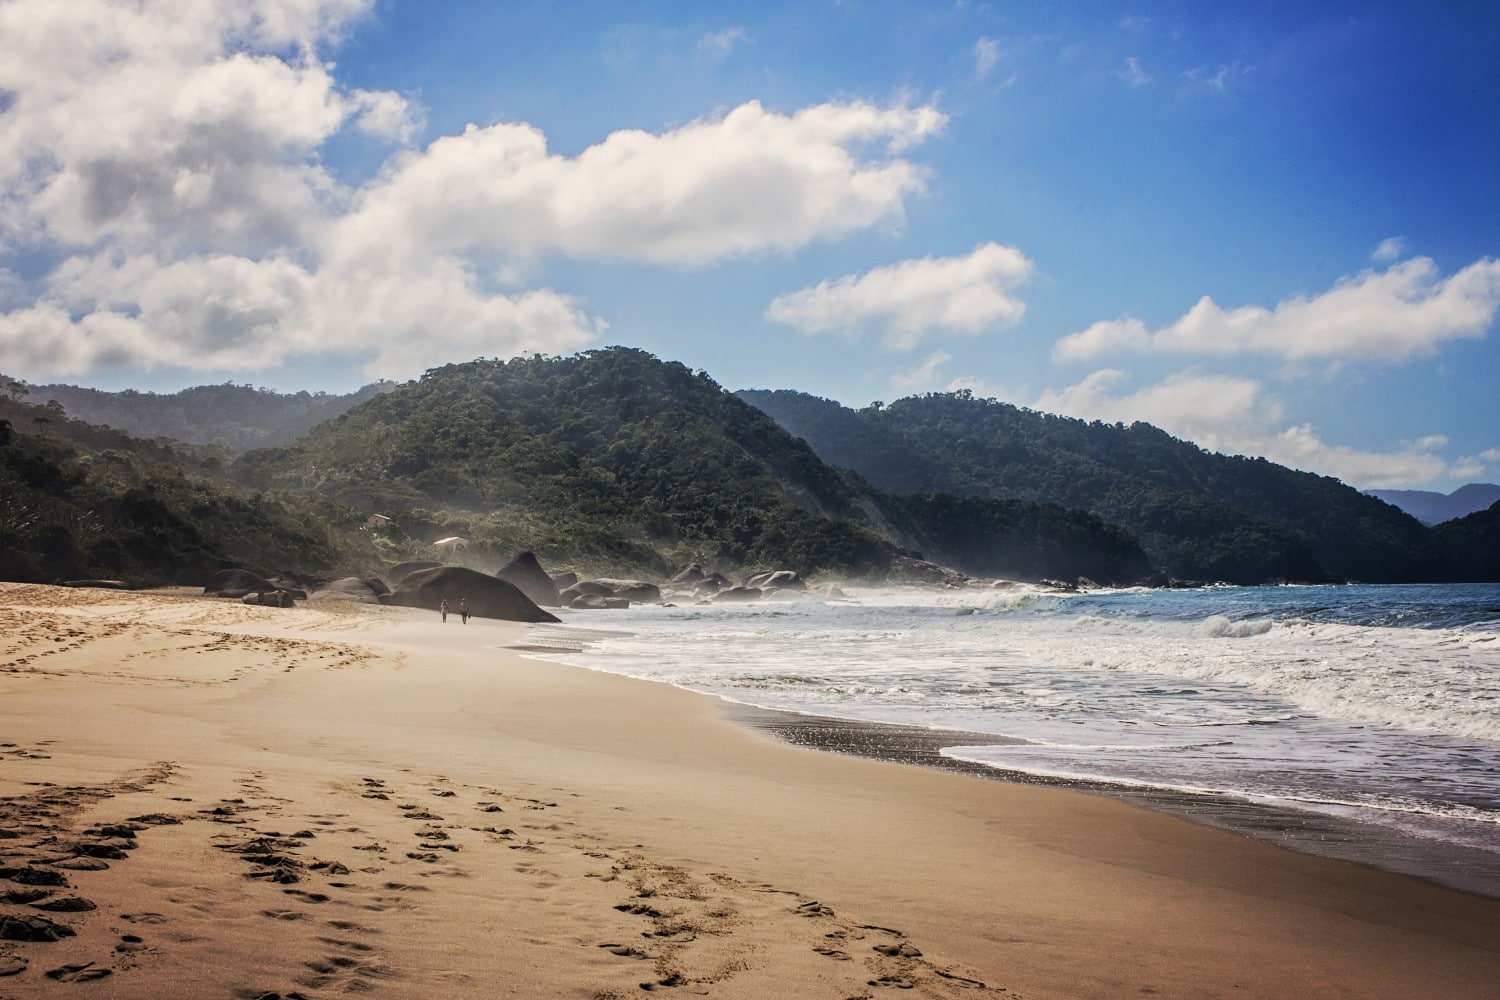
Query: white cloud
xmin=696 ymin=27 xmax=747 ymax=62
xmin=0 ymin=1 xmax=415 ymax=255
xmin=1118 ymin=56 xmax=1152 ymax=88
xmin=1055 ymin=257 xmax=1500 ymax=365
xmin=890 ymin=350 xmax=952 ymax=390
xmin=765 ymin=242 xmax=1034 ymax=349
xmin=332 ymin=99 xmax=945 ymax=268
xmin=1183 ymin=65 xmax=1231 ymax=91
xmin=1035 ymin=368 xmax=1468 ymax=489
xmin=1372 ymin=236 xmax=1407 ymax=263
xmin=974 ymin=37 xmax=1001 ymax=81
xmin=0 ymin=0 xmax=945 ymax=381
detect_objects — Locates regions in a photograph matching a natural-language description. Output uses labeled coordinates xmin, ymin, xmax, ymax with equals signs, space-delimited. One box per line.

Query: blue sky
xmin=1 ymin=1 xmax=1497 ymax=490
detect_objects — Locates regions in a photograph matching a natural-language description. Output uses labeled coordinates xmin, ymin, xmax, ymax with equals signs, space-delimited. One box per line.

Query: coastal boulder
xmin=745 ymin=570 xmax=806 ymax=592
xmin=713 ymin=586 xmax=762 ymax=603
xmin=495 ymin=551 xmax=561 ymax=608
xmin=309 ymin=577 xmax=387 ymax=604
xmin=671 ymin=564 xmax=708 ymax=587
xmin=380 ymin=566 xmax=560 ymax=623
xmin=203 ymin=568 xmax=277 ymax=599
xmin=588 ymin=578 xmax=662 ymax=604
xmin=567 ymin=593 xmax=630 ymax=610
xmin=550 ymin=571 xmax=579 ymax=590
xmin=385 ymin=560 xmax=443 ymax=586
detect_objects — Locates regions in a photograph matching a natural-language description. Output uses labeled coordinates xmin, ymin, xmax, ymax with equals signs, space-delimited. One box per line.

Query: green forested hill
xmin=737 ymin=389 xmax=1449 ymax=584
xmin=231 ymin=349 xmax=1153 ymax=583
xmin=1430 ymin=502 xmax=1500 ymax=582
xmin=0 ymin=396 xmax=370 ymax=585
xmin=7 ymin=379 xmax=395 ymax=451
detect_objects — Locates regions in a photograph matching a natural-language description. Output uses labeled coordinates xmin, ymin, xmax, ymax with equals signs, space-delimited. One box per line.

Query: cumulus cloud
xmin=332 ymin=99 xmax=945 ymax=268
xmin=1054 ymin=257 xmax=1500 ymax=365
xmin=0 ymin=0 xmax=945 ymax=380
xmin=1035 ymin=368 xmax=1470 ymax=489
xmin=765 ymin=243 xmax=1034 ymax=349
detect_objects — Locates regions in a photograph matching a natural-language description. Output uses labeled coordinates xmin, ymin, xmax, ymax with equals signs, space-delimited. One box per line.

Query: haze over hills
xmin=1366 ymin=484 xmax=1500 ymax=526
xmin=736 ymin=389 xmax=1448 ymax=584
xmin=233 ymin=348 xmax=1153 ymax=584
xmin=3 ymin=348 xmax=1497 ymax=588
xmin=4 ymin=377 xmax=395 ymax=451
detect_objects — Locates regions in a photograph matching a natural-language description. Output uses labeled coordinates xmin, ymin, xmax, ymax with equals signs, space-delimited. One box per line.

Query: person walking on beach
xmin=439 ymin=599 xmax=449 ymax=623
xmin=459 ymin=599 xmax=469 ymax=624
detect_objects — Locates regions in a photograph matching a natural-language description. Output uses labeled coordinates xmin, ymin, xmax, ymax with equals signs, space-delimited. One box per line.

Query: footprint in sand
xmin=121 ymin=912 xmax=168 ymax=924
xmin=45 ymin=962 xmax=112 ymax=983
xmin=282 ymin=889 xmax=329 ymax=904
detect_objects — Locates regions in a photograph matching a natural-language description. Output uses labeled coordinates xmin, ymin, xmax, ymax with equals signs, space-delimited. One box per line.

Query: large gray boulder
xmin=203 ymin=568 xmax=277 ymax=599
xmin=745 ymin=570 xmax=806 ymax=591
xmin=380 ymin=566 xmax=560 ymax=623
xmin=713 ymin=586 xmax=763 ymax=603
xmin=309 ymin=577 xmax=388 ymax=604
xmin=496 ymin=551 xmax=561 ymax=608
xmin=587 ymin=578 xmax=662 ymax=603
xmin=385 ymin=560 xmax=444 ymax=586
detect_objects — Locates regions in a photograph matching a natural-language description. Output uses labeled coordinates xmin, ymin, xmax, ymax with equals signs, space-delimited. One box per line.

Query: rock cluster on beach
xmin=180 ymin=546 xmax=1192 ymax=625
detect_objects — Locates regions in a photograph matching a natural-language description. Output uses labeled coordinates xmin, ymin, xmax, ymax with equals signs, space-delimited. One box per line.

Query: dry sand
xmin=0 ymin=583 xmax=1497 ymax=999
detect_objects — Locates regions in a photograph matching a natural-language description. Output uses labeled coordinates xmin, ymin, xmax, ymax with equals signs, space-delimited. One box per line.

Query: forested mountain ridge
xmin=4 ymin=378 xmax=395 ymax=452
xmin=231 ymin=348 xmax=1152 ymax=583
xmin=737 ymin=388 xmax=1449 ymax=584
xmin=0 ymin=394 xmax=372 ymax=585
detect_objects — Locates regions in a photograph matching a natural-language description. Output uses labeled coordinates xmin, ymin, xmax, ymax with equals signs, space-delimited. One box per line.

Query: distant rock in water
xmin=745 ymin=570 xmax=805 ymax=591
xmin=381 ymin=566 xmax=560 ymax=623
xmin=203 ymin=568 xmax=277 ymax=598
xmin=495 ymin=551 xmax=561 ymax=607
xmin=63 ymin=580 xmax=130 ymax=590
xmin=713 ymin=586 xmax=762 ymax=603
xmin=586 ymin=578 xmax=662 ymax=603
xmin=385 ymin=560 xmax=444 ymax=586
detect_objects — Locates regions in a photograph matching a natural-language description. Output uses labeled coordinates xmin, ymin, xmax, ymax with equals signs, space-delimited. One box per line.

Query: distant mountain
xmin=737 ymin=389 xmax=1449 ymax=584
xmin=5 ymin=378 xmax=395 ymax=452
xmin=231 ymin=348 xmax=1153 ymax=583
xmin=1367 ymin=484 xmax=1500 ymax=525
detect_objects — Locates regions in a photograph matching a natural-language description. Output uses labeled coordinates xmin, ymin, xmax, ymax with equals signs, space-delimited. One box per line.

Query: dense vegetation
xmin=738 ymin=389 xmax=1451 ymax=584
xmin=1430 ymin=502 xmax=1500 ymax=582
xmin=6 ymin=378 xmax=394 ymax=451
xmin=231 ymin=349 xmax=1152 ymax=583
xmin=0 ymin=395 xmax=372 ymax=585
xmin=9 ymin=348 xmax=1484 ymax=588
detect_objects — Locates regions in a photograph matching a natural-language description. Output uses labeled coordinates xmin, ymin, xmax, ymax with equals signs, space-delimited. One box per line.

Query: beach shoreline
xmin=2 ymin=584 xmax=1499 ymax=998
xmin=720 ymin=702 xmax=1500 ymax=901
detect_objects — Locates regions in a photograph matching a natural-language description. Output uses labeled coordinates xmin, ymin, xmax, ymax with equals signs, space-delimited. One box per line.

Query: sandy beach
xmin=1 ymin=584 xmax=1497 ymax=999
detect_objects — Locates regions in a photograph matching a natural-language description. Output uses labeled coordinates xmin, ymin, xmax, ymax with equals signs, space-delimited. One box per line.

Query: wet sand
xmin=1 ymin=583 xmax=1498 ymax=998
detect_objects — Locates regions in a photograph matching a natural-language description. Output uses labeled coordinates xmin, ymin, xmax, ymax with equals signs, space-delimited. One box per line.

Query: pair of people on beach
xmin=439 ymin=599 xmax=469 ymax=624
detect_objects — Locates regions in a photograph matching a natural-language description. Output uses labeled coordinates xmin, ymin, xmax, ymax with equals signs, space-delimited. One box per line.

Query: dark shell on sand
xmin=379 ymin=566 xmax=560 ymax=624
